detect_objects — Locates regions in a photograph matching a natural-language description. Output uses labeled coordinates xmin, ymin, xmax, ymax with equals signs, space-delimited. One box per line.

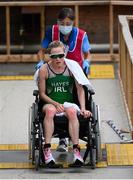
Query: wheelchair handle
xmin=33 ymin=90 xmax=39 ymax=103
xmin=33 ymin=90 xmax=39 ymax=97
xmin=88 ymin=89 xmax=95 ymax=95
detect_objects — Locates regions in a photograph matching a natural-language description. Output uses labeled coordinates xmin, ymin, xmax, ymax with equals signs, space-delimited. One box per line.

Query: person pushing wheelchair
xmin=38 ymin=41 xmax=92 ymax=166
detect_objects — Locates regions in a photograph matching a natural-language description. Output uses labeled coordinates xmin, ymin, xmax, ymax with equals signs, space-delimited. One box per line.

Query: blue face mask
xmin=59 ymin=25 xmax=73 ymax=35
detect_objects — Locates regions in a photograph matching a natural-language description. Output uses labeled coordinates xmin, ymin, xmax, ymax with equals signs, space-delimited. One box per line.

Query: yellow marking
xmin=89 ymin=64 xmax=115 ymax=79
xmin=96 ymin=161 xmax=107 ymax=168
xmin=0 ymin=143 xmax=86 ymax=151
xmin=0 ymin=143 xmax=104 ymax=151
xmin=0 ymin=144 xmax=29 ymax=151
xmin=101 ymin=143 xmax=106 ymax=149
xmin=0 ymin=64 xmax=114 ymax=80
xmin=0 ymin=75 xmax=33 ymax=80
xmin=3 ymin=143 xmax=133 ymax=168
xmin=51 ymin=144 xmax=58 ymax=149
xmin=62 ymin=163 xmax=69 ymax=168
xmin=0 ymin=162 xmax=34 ymax=169
xmin=0 ymin=144 xmax=107 ymax=169
xmin=106 ymin=144 xmax=133 ymax=165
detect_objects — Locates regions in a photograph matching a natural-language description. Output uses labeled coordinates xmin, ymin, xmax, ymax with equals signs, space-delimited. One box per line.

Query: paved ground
xmin=0 ymin=167 xmax=133 ymax=179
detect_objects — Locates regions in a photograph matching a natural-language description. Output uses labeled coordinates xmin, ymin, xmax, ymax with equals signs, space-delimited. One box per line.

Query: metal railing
xmin=118 ymin=15 xmax=133 ymax=137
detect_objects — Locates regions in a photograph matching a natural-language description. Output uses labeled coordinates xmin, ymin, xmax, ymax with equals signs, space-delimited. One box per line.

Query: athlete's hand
xmin=80 ymin=109 xmax=92 ymax=118
xmin=55 ymin=103 xmax=64 ymax=113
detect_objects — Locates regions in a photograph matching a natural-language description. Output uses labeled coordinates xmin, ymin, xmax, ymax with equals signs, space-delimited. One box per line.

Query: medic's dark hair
xmin=58 ymin=8 xmax=75 ymax=21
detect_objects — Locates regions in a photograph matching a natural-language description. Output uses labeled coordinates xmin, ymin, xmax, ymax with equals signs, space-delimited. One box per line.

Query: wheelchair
xmin=28 ymin=85 xmax=102 ymax=171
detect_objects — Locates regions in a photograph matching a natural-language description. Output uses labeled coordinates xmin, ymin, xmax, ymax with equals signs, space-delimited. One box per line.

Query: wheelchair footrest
xmin=43 ymin=163 xmax=63 ymax=168
xmin=69 ymin=160 xmax=84 ymax=168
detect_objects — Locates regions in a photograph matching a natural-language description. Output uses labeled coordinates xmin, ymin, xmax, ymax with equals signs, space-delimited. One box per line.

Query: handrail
xmin=1 ymin=0 xmax=133 ymax=6
xmin=111 ymin=1 xmax=133 ymax=6
xmin=118 ymin=15 xmax=133 ymax=137
xmin=0 ymin=1 xmax=110 ymax=6
xmin=119 ymin=16 xmax=133 ymax=64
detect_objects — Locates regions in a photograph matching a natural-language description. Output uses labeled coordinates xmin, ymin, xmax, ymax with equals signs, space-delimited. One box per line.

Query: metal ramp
xmin=0 ymin=143 xmax=133 ymax=169
xmin=0 ymin=144 xmax=106 ymax=169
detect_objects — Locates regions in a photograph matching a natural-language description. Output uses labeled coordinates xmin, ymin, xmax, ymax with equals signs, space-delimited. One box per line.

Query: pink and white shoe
xmin=43 ymin=148 xmax=55 ymax=165
xmin=73 ymin=148 xmax=84 ymax=165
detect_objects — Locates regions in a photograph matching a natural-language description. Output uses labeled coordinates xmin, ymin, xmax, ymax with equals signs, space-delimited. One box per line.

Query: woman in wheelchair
xmin=38 ymin=41 xmax=92 ymax=166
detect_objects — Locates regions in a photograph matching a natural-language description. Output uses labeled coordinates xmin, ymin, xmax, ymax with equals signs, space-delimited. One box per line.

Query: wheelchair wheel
xmin=28 ymin=106 xmax=32 ymax=160
xmin=31 ymin=102 xmax=38 ymax=164
xmin=34 ymin=123 xmax=44 ymax=171
xmin=96 ymin=105 xmax=102 ymax=162
xmin=90 ymin=148 xmax=96 ymax=169
xmin=35 ymin=152 xmax=39 ymax=171
xmin=32 ymin=133 xmax=35 ymax=164
xmin=92 ymin=101 xmax=102 ymax=162
xmin=87 ymin=120 xmax=96 ymax=169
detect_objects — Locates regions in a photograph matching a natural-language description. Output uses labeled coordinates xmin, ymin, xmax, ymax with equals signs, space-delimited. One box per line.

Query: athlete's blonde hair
xmin=47 ymin=41 xmax=65 ymax=54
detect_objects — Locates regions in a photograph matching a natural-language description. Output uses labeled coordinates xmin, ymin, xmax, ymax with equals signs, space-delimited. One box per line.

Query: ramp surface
xmin=0 ymin=144 xmax=107 ymax=169
xmin=0 ymin=62 xmax=132 ymax=170
xmin=1 ymin=143 xmax=133 ymax=169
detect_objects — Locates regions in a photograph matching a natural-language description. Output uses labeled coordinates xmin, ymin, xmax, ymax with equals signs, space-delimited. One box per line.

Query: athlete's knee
xmin=65 ymin=108 xmax=77 ymax=118
xmin=43 ymin=105 xmax=56 ymax=118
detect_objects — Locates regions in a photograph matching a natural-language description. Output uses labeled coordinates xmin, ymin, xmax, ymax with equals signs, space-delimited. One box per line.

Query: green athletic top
xmin=46 ymin=63 xmax=74 ymax=104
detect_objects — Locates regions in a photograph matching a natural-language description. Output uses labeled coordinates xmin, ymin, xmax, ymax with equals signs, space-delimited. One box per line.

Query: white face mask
xmin=59 ymin=25 xmax=72 ymax=35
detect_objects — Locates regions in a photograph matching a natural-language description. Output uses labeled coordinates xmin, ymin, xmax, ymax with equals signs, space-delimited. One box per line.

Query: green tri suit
xmin=46 ymin=63 xmax=75 ymax=104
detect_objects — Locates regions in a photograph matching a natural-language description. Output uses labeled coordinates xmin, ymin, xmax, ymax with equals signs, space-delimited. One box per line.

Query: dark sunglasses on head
xmin=49 ymin=53 xmax=65 ymax=59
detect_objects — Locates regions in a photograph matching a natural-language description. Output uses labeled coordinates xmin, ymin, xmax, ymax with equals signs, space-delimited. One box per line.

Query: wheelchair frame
xmin=28 ymin=87 xmax=102 ymax=171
